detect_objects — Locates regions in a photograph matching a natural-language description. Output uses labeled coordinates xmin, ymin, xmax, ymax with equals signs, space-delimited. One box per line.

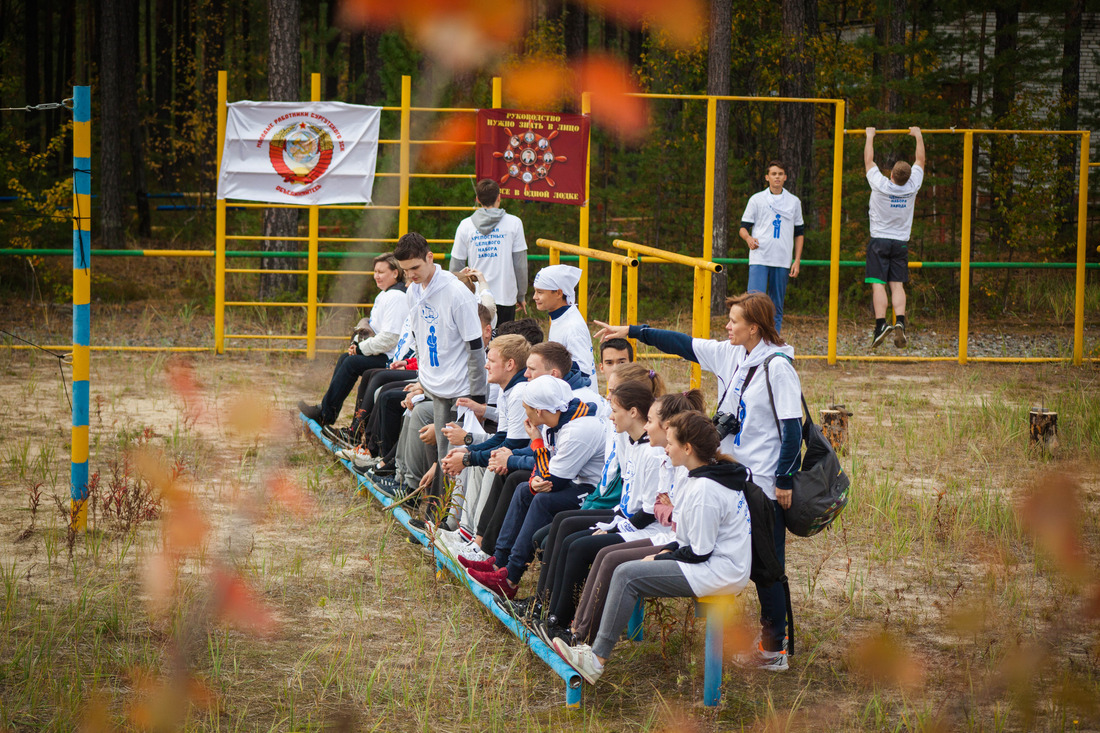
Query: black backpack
xmin=760 ymin=355 xmax=852 ymax=538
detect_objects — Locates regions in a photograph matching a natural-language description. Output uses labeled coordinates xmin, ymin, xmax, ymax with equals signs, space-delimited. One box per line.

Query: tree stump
xmin=821 ymin=404 xmax=853 ymax=454
xmin=1029 ymin=407 xmax=1059 ymax=452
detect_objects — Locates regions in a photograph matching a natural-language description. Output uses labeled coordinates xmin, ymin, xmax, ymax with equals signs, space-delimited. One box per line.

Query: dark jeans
xmin=496 ymin=304 xmax=516 ymax=325
xmin=547 ymin=530 xmax=624 ymax=626
xmin=477 ymin=469 xmax=528 ymax=556
xmin=365 ymin=383 xmax=413 ymax=459
xmin=320 ymin=352 xmax=388 ymax=424
xmin=352 ymin=369 xmax=416 ymax=436
xmin=757 ymin=499 xmax=788 ymax=652
xmin=494 ymin=481 xmax=591 ymax=585
xmin=534 ymin=509 xmax=614 ymax=598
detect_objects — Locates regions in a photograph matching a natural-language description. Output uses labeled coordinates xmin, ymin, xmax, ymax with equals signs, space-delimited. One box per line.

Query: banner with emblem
xmin=217 ymin=102 xmax=381 ymax=205
xmin=475 ymin=109 xmax=589 ymax=207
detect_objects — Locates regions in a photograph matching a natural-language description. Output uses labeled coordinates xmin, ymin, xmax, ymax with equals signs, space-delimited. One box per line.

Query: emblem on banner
xmin=268 ymin=121 xmax=334 ymax=184
xmin=493 ymin=128 xmax=568 ymax=195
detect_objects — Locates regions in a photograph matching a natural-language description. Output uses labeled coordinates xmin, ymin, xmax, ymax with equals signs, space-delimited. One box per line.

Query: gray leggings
xmin=592 ymin=559 xmax=694 ymax=660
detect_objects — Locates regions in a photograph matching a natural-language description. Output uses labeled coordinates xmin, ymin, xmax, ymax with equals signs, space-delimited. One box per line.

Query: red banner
xmin=475 ymin=109 xmax=589 ymax=207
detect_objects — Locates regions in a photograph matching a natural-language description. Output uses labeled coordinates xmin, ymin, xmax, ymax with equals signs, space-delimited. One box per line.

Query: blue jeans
xmin=746 ymin=264 xmax=789 ymax=333
xmin=756 ymin=499 xmax=788 ymax=652
xmin=494 ymin=481 xmax=590 ymax=585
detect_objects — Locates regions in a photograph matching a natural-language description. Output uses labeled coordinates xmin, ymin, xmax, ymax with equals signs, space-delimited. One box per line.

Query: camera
xmin=712 ymin=411 xmax=741 ymax=440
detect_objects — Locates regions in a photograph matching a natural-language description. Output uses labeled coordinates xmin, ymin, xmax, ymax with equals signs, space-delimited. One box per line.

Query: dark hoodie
xmin=655 ymin=460 xmax=785 ymax=589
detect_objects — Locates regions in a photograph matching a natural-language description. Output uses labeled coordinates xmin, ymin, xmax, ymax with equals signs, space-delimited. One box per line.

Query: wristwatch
xmin=464 ymin=434 xmax=475 ymax=446
xmin=462 ymin=452 xmax=471 ymax=467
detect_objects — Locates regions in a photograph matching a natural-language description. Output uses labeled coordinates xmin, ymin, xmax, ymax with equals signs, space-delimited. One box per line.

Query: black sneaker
xmin=298 ymin=401 xmax=323 ymax=422
xmin=368 ymin=462 xmax=396 ymax=478
xmin=870 ymin=323 xmax=893 ymax=350
xmin=407 ymin=517 xmax=428 ymax=534
xmin=893 ymin=322 xmax=908 ymax=348
xmin=322 ymin=424 xmax=355 ymax=449
xmin=539 ymin=620 xmax=575 ymax=647
xmin=373 ymin=476 xmax=406 ymax=499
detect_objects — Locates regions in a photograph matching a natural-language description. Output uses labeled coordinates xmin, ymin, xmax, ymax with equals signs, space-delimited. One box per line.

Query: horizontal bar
xmin=375 ymin=173 xmax=476 ymax=179
xmin=613 ymin=239 xmax=722 ymax=273
xmin=224 ymin=301 xmax=304 ymax=307
xmin=316 ymin=302 xmax=371 ymax=308
xmin=378 ymin=140 xmax=475 ymax=146
xmin=225 ymin=268 xmax=308 ymax=274
xmin=845 ymin=128 xmax=1087 ymax=136
xmin=223 ymin=202 xmax=471 ymax=211
xmin=535 ymin=239 xmax=638 ymax=267
xmin=627 ymin=92 xmax=843 ymax=104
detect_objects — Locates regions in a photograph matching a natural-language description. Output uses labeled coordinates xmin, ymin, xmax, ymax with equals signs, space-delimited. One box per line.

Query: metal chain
xmin=0 ymin=98 xmax=74 ymax=112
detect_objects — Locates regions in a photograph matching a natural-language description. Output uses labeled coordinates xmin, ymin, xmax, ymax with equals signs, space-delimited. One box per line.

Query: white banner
xmin=217 ymin=101 xmax=381 ymax=205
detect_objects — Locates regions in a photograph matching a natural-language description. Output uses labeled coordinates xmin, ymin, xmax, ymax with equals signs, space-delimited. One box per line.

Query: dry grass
xmin=0 ymin=312 xmax=1098 ymax=731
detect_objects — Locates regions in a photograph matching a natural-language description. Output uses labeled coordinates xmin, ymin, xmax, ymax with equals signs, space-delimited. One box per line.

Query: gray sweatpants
xmin=424 ymin=389 xmax=459 ymax=520
xmin=396 ymin=400 xmax=435 ymax=490
xmin=592 ymin=559 xmax=695 ymax=660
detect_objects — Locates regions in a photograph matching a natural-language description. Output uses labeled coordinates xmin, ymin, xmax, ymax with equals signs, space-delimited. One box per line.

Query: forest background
xmin=0 ymin=0 xmax=1097 ymax=324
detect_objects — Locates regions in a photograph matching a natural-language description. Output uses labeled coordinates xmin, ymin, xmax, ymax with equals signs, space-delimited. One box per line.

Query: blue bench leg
xmin=565 ymin=680 xmax=582 ymax=708
xmin=703 ymin=609 xmax=723 ymax=706
xmin=627 ymin=598 xmax=644 ymax=641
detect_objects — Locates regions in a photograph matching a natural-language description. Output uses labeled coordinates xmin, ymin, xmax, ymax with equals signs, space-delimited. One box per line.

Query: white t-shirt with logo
xmin=452 ymin=213 xmax=527 ymax=305
xmin=498 ymin=381 xmax=528 ymax=440
xmin=548 ymin=305 xmax=596 ymax=377
xmin=406 ymin=267 xmax=485 ymax=399
xmin=692 ymin=338 xmax=802 ymax=499
xmin=867 ymin=165 xmax=924 ymax=241
xmin=369 ymin=287 xmax=412 ymax=360
xmin=741 ymin=188 xmax=804 ymax=268
xmin=672 ymin=474 xmax=753 ymax=597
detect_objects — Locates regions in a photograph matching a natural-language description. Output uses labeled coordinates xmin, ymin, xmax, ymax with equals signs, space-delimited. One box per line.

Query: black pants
xmin=534 ymin=509 xmax=615 ymax=598
xmin=365 ymin=382 xmax=411 ymax=460
xmin=547 ymin=530 xmax=625 ymax=626
xmin=477 ymin=469 xmax=528 ymax=556
xmin=496 ymin=304 xmax=516 ymax=325
xmin=352 ymin=369 xmax=416 ymax=436
xmin=320 ymin=352 xmax=388 ymax=424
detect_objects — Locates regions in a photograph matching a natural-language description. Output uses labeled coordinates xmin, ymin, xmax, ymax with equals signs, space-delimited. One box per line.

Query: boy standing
xmin=532 ymin=264 xmax=596 ymax=378
xmin=864 ymin=127 xmax=925 ymax=349
xmin=450 ymin=179 xmax=528 ymax=324
xmin=394 ymin=232 xmax=488 ymax=520
xmin=738 ymin=161 xmax=804 ymax=333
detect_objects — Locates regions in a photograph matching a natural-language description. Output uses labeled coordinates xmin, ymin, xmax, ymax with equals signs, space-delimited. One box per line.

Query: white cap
xmin=522 ymin=374 xmax=574 ymax=413
xmin=533 ymin=265 xmax=583 ymax=305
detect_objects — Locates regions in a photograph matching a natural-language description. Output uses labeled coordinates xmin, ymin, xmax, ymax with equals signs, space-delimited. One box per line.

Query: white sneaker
xmin=437 ymin=528 xmax=465 ymax=551
xmin=455 ymin=540 xmax=490 ymax=563
xmin=552 ymin=638 xmax=603 ymax=684
xmin=733 ymin=636 xmax=789 ymax=672
xmin=335 ymin=445 xmax=373 ymax=468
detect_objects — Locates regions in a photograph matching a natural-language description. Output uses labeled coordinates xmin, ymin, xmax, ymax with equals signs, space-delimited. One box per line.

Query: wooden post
xmin=1028 ymin=407 xmax=1058 ymax=452
xmin=820 ymin=404 xmax=852 ymax=454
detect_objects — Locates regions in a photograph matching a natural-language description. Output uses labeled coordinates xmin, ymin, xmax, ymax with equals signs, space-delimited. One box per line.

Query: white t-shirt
xmin=452 ymin=213 xmax=527 ymax=305
xmin=608 ymin=441 xmax=667 ymax=534
xmin=406 ymin=267 xmax=484 ymax=399
xmin=368 ymin=287 xmax=412 ymax=360
xmin=573 ymin=386 xmax=610 ymax=420
xmin=672 ymin=474 xmax=753 ymax=597
xmin=867 ymin=165 xmax=924 ymax=241
xmin=498 ymin=381 xmax=528 ymax=440
xmin=632 ymin=457 xmax=689 ymax=546
xmin=693 ymin=339 xmax=802 ymax=499
xmin=547 ymin=414 xmax=607 ymax=487
xmin=741 ymin=188 xmax=804 ymax=268
xmin=549 ymin=305 xmax=596 ymax=376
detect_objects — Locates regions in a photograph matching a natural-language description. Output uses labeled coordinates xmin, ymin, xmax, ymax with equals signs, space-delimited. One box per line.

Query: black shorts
xmin=865 ymin=237 xmax=909 ymax=284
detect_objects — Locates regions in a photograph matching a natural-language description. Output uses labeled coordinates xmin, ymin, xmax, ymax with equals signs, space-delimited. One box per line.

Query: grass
xmin=0 ymin=327 xmax=1098 ymax=730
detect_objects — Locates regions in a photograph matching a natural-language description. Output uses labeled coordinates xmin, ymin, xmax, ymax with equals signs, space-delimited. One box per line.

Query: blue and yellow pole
xmin=72 ymin=86 xmax=91 ymax=530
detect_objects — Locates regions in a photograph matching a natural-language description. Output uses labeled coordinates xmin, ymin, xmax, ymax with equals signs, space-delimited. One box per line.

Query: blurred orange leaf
xmin=212 ymin=569 xmax=277 ymax=636
xmin=1018 ymin=474 xmax=1090 ymax=580
xmin=585 ymin=0 xmax=705 ymax=48
xmin=165 ymin=358 xmax=204 ymax=420
xmin=847 ymin=631 xmax=925 ymax=691
xmin=419 ymin=114 xmax=476 ymax=171
xmin=143 ymin=551 xmax=177 ymax=613
xmin=575 ymin=55 xmax=648 ymax=141
xmin=502 ymin=58 xmax=572 ymax=109
xmin=163 ymin=494 xmax=208 ymax=554
xmin=268 ymin=470 xmax=318 ymax=517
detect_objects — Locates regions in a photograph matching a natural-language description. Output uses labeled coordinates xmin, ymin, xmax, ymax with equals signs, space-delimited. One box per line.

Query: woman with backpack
xmin=595 ymin=291 xmax=802 ymax=671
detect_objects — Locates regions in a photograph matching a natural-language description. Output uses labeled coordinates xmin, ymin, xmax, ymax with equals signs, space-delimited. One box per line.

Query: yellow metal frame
xmin=847 ymin=127 xmax=1091 ymax=365
xmin=612 ymin=239 xmax=722 ymax=388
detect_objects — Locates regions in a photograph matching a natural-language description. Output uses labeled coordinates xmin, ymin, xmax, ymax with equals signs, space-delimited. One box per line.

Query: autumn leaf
xmin=267 ymin=470 xmax=318 ymax=517
xmin=574 ymin=54 xmax=649 ymax=141
xmin=418 ymin=114 xmax=477 ymax=171
xmin=212 ymin=568 xmax=277 ymax=636
xmin=502 ymin=58 xmax=572 ymax=109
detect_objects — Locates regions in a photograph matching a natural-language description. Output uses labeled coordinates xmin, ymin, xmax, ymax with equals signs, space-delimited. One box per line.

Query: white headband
xmin=533 ymin=265 xmax=583 ymax=306
xmin=522 ymin=374 xmax=574 ymax=413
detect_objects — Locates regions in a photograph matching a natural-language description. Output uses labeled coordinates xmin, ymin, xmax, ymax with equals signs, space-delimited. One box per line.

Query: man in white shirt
xmin=532 ymin=264 xmax=596 ymax=378
xmin=865 ymin=127 xmax=925 ymax=349
xmin=738 ymin=161 xmax=804 ymax=334
xmin=394 ymin=232 xmax=488 ymax=521
xmin=450 ymin=179 xmax=528 ymax=325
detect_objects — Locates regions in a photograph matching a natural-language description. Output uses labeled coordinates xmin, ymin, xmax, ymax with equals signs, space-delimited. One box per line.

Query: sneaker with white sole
xmin=733 ymin=637 xmax=789 ymax=672
xmin=870 ymin=322 xmax=893 ymax=350
xmin=335 ymin=445 xmax=373 ymax=468
xmin=552 ymin=638 xmax=603 ymax=685
xmin=893 ymin=322 xmax=908 ymax=348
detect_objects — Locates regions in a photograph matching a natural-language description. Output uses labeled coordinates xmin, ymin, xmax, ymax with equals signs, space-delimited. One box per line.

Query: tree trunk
xmin=1057 ymin=0 xmax=1082 ymax=246
xmin=324 ymin=2 xmax=340 ymax=100
xmin=777 ymin=0 xmax=817 ymax=221
xmin=885 ymin=0 xmax=906 ymax=115
xmin=120 ymin=0 xmax=151 ymax=237
xmin=261 ymin=0 xmax=301 ymax=299
xmin=564 ymin=1 xmax=587 ymax=59
xmin=25 ymin=0 xmax=40 ymax=153
xmin=708 ymin=0 xmax=731 ymax=314
xmin=362 ymin=29 xmax=383 ymax=103
xmin=989 ymin=4 xmax=1018 ymax=253
xmin=100 ymin=0 xmax=126 ymax=249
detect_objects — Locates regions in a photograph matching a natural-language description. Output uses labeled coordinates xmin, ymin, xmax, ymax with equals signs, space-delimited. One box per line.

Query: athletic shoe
xmin=407 ymin=517 xmax=428 ymax=534
xmin=870 ymin=323 xmax=893 ymax=350
xmin=323 ymin=425 xmax=355 ymax=449
xmin=457 ymin=526 xmax=475 ymax=543
xmin=893 ymin=322 xmax=908 ymax=348
xmin=733 ymin=638 xmax=789 ymax=672
xmin=458 ymin=554 xmax=498 ymax=573
xmin=539 ymin=620 xmax=575 ymax=647
xmin=552 ymin=639 xmax=603 ymax=685
xmin=335 ymin=445 xmax=374 ymax=468
xmin=436 ymin=528 xmax=469 ymax=552
xmin=455 ymin=540 xmax=490 ymax=563
xmin=468 ymin=567 xmax=516 ymax=599
xmin=298 ymin=401 xmax=324 ymax=423
xmin=372 ymin=476 xmax=405 ymax=499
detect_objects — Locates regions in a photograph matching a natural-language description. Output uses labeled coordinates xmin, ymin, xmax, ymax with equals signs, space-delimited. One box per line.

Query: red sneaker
xmin=468 ymin=567 xmax=516 ymax=600
xmin=458 ymin=554 xmax=498 ymax=573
